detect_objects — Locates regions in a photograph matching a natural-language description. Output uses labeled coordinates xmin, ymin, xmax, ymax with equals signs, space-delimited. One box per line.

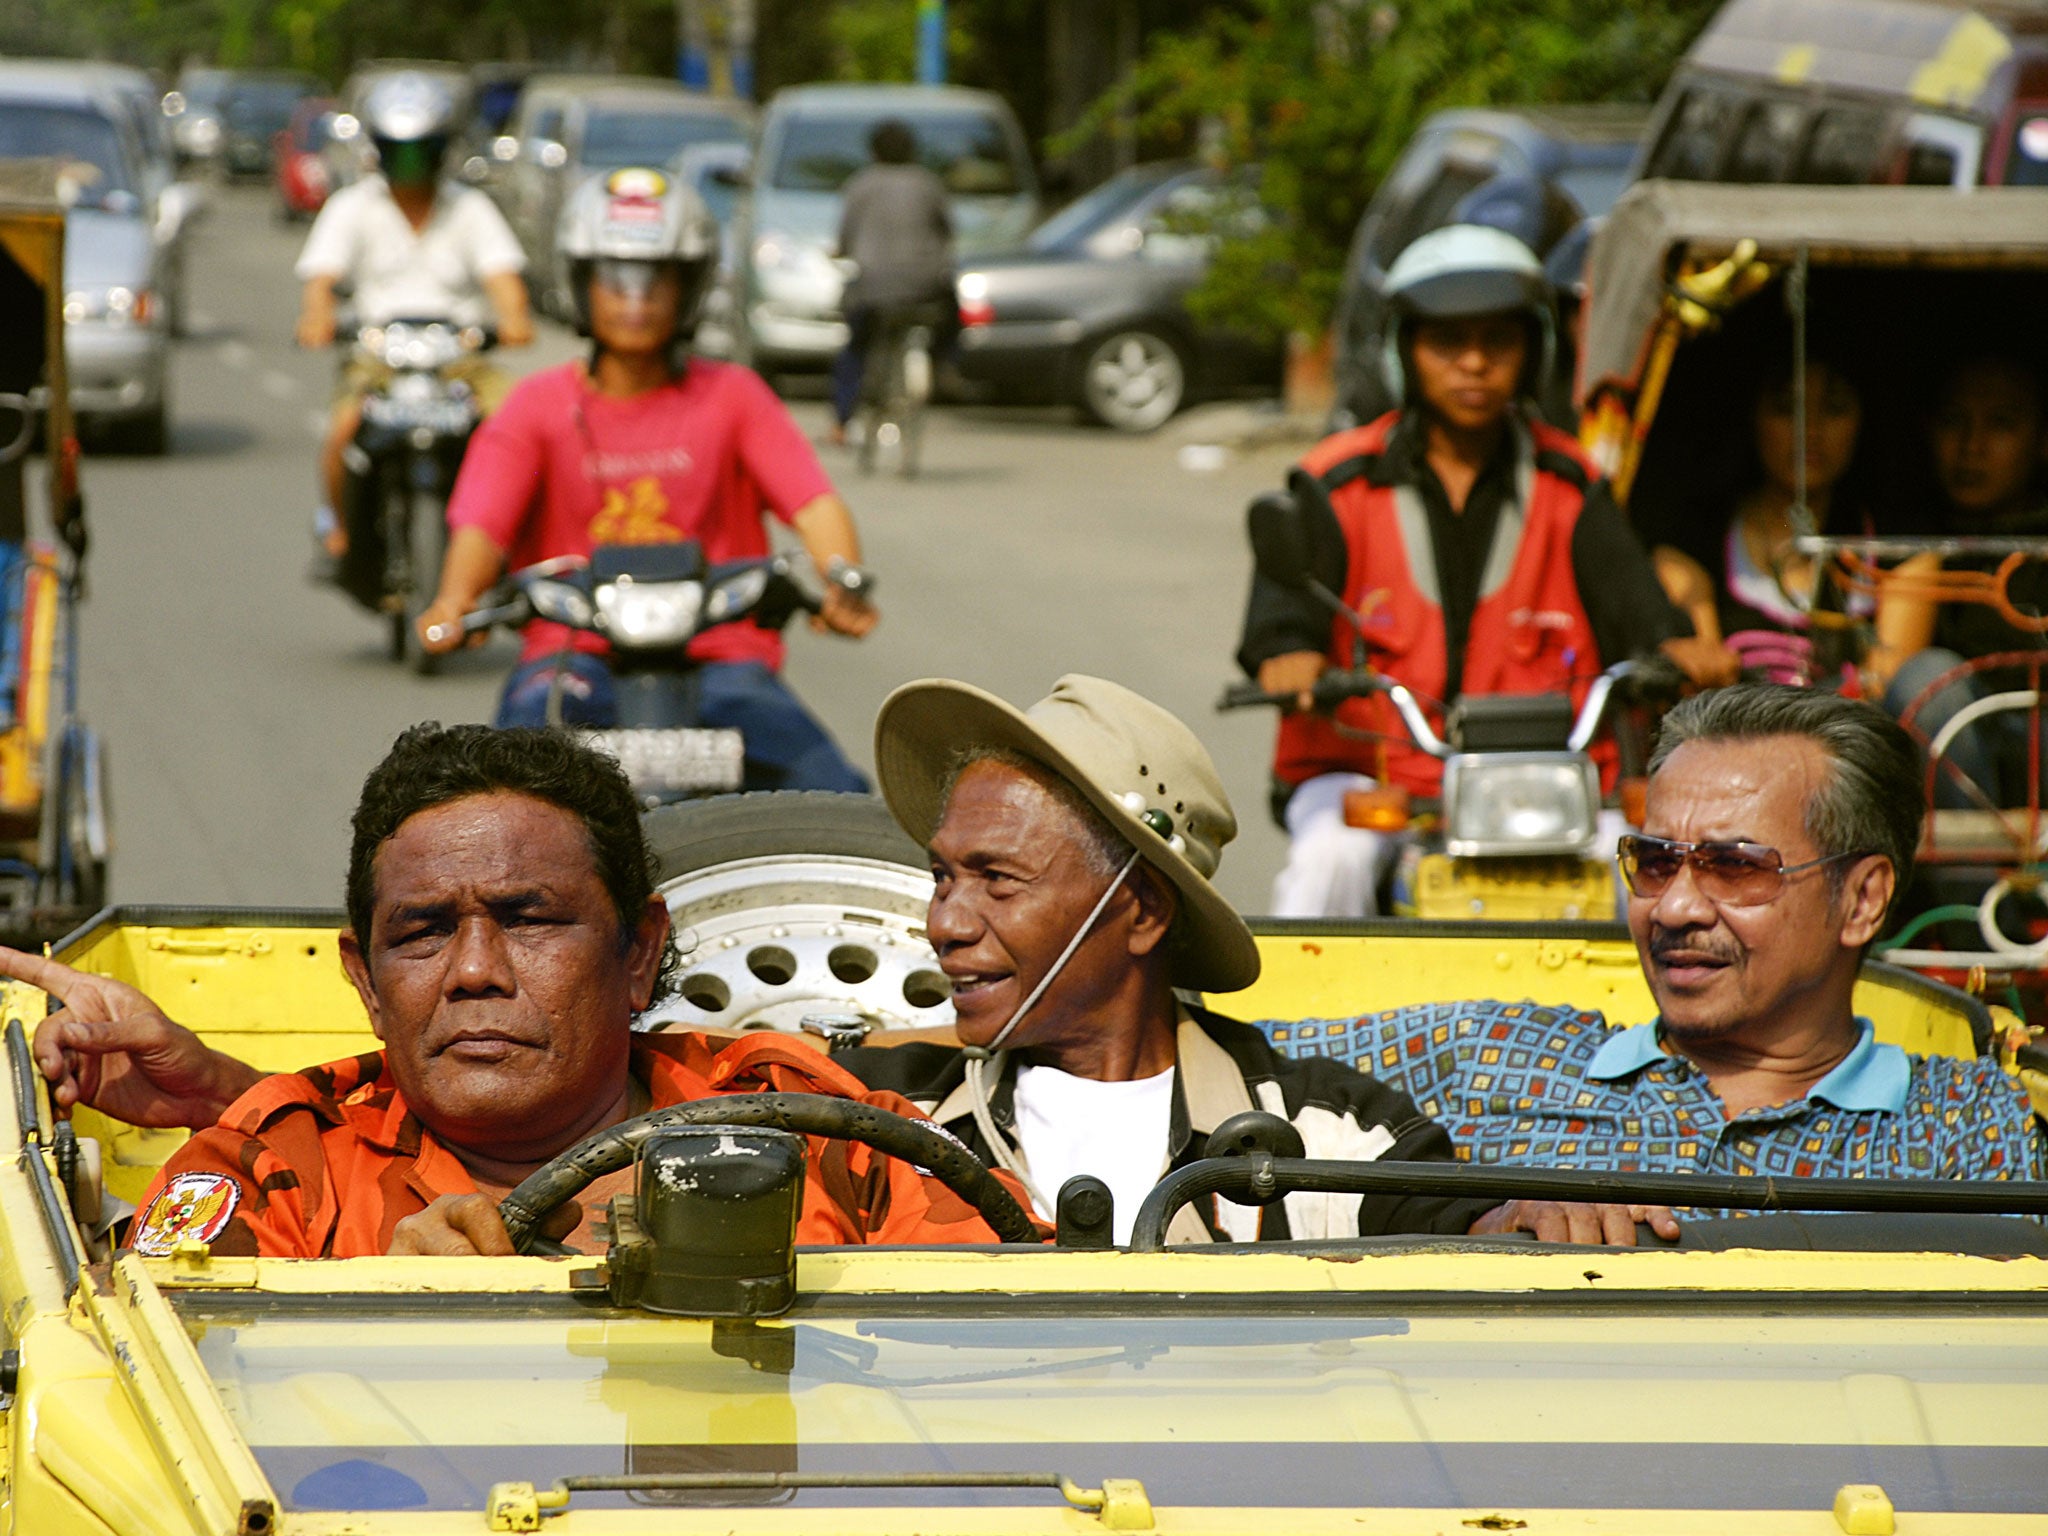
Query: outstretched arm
xmin=0 ymin=946 xmax=262 ymax=1129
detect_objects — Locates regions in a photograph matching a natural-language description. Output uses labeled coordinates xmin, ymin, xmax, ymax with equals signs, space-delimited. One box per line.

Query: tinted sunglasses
xmin=1615 ymin=834 xmax=1869 ymax=907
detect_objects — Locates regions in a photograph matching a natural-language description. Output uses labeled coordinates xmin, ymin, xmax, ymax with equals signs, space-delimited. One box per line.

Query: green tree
xmin=1075 ymin=0 xmax=1717 ymax=339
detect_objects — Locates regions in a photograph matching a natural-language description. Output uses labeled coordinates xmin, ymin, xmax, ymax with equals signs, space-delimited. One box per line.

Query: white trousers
xmin=1271 ymin=771 xmax=1632 ymax=919
xmin=1270 ymin=772 xmax=1403 ymax=918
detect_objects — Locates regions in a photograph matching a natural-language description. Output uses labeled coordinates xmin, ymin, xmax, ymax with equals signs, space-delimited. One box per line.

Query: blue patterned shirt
xmin=1255 ymin=1000 xmax=2047 ymax=1184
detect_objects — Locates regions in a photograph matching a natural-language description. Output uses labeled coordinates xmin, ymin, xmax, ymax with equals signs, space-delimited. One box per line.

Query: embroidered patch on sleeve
xmin=132 ymin=1172 xmax=241 ymax=1257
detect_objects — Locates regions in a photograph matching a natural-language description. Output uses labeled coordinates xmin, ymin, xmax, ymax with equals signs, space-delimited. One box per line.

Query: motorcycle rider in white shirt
xmin=293 ymin=72 xmax=533 ymax=576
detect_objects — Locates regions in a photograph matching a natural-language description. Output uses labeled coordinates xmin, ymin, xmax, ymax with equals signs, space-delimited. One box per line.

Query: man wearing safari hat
xmin=841 ymin=673 xmax=1506 ymax=1245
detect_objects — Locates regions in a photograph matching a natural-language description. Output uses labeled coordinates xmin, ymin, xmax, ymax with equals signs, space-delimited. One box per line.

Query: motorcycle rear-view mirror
xmin=1246 ymin=492 xmax=1314 ymax=590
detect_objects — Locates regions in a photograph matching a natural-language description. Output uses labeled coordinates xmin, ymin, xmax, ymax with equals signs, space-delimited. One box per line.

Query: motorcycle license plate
xmin=362 ymin=396 xmax=476 ymax=435
xmin=579 ymin=728 xmax=744 ymax=795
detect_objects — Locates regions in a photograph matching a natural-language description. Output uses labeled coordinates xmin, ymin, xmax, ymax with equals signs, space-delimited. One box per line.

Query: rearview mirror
xmin=1247 ymin=492 xmax=1314 ymax=590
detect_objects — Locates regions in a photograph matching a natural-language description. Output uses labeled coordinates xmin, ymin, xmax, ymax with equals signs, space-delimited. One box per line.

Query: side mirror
xmin=708 ymin=163 xmax=750 ymax=190
xmin=1246 ymin=491 xmax=1316 ymax=590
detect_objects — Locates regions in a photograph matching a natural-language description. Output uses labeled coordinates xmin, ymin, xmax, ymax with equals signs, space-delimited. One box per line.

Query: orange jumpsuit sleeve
xmin=131 ymin=1111 xmax=335 ymax=1258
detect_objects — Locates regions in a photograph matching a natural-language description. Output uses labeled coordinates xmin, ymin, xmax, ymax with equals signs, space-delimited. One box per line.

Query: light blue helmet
xmin=1378 ymin=223 xmax=1555 ymax=405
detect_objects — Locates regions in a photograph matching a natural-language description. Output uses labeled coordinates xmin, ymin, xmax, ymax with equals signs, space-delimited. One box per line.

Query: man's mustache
xmin=1647 ymin=929 xmax=1742 ymax=966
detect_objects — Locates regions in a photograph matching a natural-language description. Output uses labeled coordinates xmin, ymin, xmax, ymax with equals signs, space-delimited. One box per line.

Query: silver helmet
xmin=1378 ymin=223 xmax=1555 ymax=405
xmin=558 ymin=167 xmax=721 ymax=337
xmin=360 ymin=71 xmax=459 ymax=144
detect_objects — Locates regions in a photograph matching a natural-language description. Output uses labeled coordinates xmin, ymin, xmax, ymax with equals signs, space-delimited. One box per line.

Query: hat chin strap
xmin=960 ymin=848 xmax=1142 ymax=1220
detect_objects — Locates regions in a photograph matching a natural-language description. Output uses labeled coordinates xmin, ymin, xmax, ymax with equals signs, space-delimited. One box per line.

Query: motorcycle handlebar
xmin=1217 ymin=668 xmax=1381 ymax=715
xmin=1220 ymin=658 xmax=1644 ymax=762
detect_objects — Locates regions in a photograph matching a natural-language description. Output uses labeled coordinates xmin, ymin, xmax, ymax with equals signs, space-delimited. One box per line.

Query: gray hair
xmin=936 ymin=746 xmax=1133 ymax=879
xmin=1649 ymin=684 xmax=1923 ymax=901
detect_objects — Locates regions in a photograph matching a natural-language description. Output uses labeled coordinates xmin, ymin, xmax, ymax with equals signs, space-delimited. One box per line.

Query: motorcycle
xmin=337 ymin=318 xmax=492 ymax=672
xmin=1222 ymin=490 xmax=1647 ymax=923
xmin=442 ymin=540 xmax=830 ymax=806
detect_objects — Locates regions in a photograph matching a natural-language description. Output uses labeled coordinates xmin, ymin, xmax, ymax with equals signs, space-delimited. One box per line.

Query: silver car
xmin=498 ymin=76 xmax=751 ymax=320
xmin=0 ymin=61 xmax=174 ymax=452
xmin=734 ymin=84 xmax=1039 ymax=375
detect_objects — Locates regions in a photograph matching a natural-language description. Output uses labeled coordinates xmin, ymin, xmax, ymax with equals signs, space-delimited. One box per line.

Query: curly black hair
xmin=346 ymin=724 xmax=677 ymax=998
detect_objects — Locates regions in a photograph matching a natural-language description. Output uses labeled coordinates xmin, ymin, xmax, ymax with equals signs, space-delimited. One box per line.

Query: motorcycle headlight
xmin=386 ymin=371 xmax=439 ymax=404
xmin=527 ymin=578 xmax=595 ymax=629
xmin=703 ymin=567 xmax=769 ymax=625
xmin=597 ymin=579 xmax=703 ymax=647
xmin=1442 ymin=754 xmax=1600 ymax=859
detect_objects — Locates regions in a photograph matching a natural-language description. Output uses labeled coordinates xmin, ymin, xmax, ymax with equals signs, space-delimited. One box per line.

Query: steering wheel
xmin=496 ymin=1091 xmax=1040 ymax=1251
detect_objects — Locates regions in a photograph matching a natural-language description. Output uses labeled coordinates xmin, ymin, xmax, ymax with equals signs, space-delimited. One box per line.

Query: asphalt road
xmin=68 ymin=184 xmax=1299 ymax=915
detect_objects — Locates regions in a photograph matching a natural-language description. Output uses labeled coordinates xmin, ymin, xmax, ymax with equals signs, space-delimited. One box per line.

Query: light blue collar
xmin=1585 ymin=1018 xmax=1909 ymax=1114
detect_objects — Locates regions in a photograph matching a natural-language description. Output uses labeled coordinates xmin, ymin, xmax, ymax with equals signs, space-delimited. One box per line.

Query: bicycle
xmin=853 ymin=302 xmax=945 ymax=480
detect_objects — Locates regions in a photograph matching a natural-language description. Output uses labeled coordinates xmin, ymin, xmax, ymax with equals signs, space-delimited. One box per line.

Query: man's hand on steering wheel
xmin=389 ymin=1193 xmax=582 ymax=1256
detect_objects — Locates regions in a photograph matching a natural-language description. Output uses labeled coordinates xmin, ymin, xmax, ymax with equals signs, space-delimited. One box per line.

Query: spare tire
xmin=640 ymin=792 xmax=949 ymax=1036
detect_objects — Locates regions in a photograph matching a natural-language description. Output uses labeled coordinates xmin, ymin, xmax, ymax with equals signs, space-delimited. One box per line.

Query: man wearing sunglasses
xmin=1287 ymin=684 xmax=2044 ymax=1227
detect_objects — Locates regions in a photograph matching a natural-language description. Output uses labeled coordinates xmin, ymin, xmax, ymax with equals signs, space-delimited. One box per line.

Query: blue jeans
xmin=494 ymin=653 xmax=870 ymax=793
xmin=1884 ymin=647 xmax=2040 ymax=808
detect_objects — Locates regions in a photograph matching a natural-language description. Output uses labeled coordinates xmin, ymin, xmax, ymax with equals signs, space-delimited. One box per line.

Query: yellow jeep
xmin=2 ymin=878 xmax=2045 ymax=1535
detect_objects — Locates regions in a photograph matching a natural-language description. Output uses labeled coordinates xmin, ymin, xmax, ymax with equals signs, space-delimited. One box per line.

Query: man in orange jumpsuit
xmin=14 ymin=724 xmax=1012 ymax=1256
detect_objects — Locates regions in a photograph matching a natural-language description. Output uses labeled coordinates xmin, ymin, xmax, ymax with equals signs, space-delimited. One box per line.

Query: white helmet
xmin=360 ymin=71 xmax=458 ymax=144
xmin=1379 ymin=223 xmax=1555 ymax=405
xmin=558 ymin=167 xmax=721 ymax=337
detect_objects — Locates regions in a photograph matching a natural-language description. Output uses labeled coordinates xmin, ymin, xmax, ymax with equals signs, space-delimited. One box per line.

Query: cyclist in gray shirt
xmin=831 ymin=118 xmax=954 ymax=443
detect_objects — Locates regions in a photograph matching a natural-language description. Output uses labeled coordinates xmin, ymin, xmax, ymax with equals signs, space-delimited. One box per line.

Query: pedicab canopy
xmin=0 ymin=159 xmax=76 ymax=506
xmin=1682 ymin=0 xmax=2044 ymax=119
xmin=1579 ymin=181 xmax=2048 ymax=409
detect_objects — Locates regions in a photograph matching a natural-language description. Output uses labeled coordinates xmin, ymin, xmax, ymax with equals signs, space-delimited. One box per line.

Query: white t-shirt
xmin=295 ymin=177 xmax=525 ymax=327
xmin=1013 ymin=1063 xmax=1175 ymax=1245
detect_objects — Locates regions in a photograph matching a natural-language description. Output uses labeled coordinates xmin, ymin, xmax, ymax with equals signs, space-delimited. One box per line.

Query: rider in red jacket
xmin=1236 ymin=224 xmax=1732 ymax=917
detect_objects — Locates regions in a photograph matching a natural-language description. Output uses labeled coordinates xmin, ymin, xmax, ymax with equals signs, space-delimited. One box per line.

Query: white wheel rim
xmin=647 ymin=854 xmax=950 ymax=1034
xmin=1087 ymin=334 xmax=1182 ymax=429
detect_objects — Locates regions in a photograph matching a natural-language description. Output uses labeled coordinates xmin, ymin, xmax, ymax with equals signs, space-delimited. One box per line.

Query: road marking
xmin=258 ymin=370 xmax=300 ymax=400
xmin=216 ymin=340 xmax=255 ymax=369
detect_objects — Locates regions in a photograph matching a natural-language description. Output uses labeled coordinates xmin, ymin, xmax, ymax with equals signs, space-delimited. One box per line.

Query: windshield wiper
xmin=486 ymin=1471 xmax=1155 ymax=1530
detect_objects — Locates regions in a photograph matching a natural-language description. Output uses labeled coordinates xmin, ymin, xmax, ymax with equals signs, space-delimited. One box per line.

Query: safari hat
xmin=874 ymin=674 xmax=1260 ymax=993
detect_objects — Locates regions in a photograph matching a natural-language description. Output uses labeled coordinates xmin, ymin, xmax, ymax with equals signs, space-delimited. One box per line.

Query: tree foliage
xmin=1075 ymin=0 xmax=1719 ymax=338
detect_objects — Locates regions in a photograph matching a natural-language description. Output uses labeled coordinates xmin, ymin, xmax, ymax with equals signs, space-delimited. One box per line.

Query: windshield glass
xmin=583 ymin=109 xmax=745 ymax=170
xmin=171 ymin=1293 xmax=2044 ymax=1517
xmin=1026 ymin=165 xmax=1182 ymax=251
xmin=1554 ymin=162 xmax=1633 ymax=219
xmin=223 ymin=82 xmax=311 ymax=134
xmin=0 ymin=103 xmax=134 ymax=200
xmin=770 ymin=109 xmax=1023 ymax=195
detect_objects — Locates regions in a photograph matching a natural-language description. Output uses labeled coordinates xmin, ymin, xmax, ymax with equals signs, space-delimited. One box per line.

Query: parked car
xmin=453 ymin=61 xmax=537 ymax=187
xmin=216 ymin=72 xmax=320 ymax=178
xmin=670 ymin=139 xmax=751 ymax=358
xmin=0 ymin=61 xmax=174 ymax=451
xmin=734 ymin=83 xmax=1039 ymax=375
xmin=78 ymin=62 xmax=204 ymax=337
xmin=953 ymin=161 xmax=1282 ymax=431
xmin=161 ymin=64 xmax=232 ymax=166
xmin=498 ymin=75 xmax=751 ymax=319
xmin=1328 ymin=105 xmax=1648 ymax=430
xmin=273 ymin=96 xmax=337 ymax=219
xmin=1642 ymin=0 xmax=2048 ymax=189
